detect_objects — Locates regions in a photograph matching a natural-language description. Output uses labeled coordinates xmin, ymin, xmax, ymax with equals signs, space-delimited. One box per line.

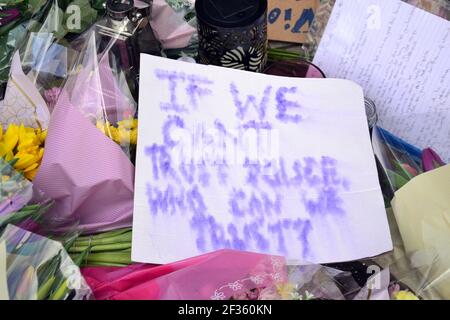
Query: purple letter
xmin=230 ymin=83 xmax=272 ymax=121
xmin=276 ymin=86 xmax=302 ymax=123
xmin=186 ymin=75 xmax=213 ymax=108
xmin=155 ymin=69 xmax=187 ymax=113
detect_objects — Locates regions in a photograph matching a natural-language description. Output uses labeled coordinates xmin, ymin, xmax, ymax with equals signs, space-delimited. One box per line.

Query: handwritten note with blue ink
xmin=132 ymin=55 xmax=393 ymax=264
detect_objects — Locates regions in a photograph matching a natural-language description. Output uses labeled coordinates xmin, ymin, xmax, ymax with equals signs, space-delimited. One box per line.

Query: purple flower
xmin=44 ymin=87 xmax=62 ymax=112
xmin=422 ymin=148 xmax=445 ymax=172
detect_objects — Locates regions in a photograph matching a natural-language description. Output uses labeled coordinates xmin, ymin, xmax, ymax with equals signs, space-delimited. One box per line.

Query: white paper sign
xmin=132 ymin=55 xmax=392 ymax=264
xmin=313 ymin=0 xmax=450 ymax=162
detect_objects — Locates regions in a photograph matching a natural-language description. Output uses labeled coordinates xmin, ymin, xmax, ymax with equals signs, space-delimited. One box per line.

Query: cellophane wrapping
xmin=0 ymin=224 xmax=92 ymax=300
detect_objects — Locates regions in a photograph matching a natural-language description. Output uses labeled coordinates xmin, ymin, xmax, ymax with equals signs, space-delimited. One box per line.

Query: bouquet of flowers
xmin=0 ymin=156 xmax=52 ymax=236
xmin=0 ymin=0 xmax=103 ymax=96
xmin=0 ymin=224 xmax=92 ymax=300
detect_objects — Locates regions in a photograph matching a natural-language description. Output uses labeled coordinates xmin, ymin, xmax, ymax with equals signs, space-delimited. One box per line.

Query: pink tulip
xmin=422 ymin=148 xmax=445 ymax=172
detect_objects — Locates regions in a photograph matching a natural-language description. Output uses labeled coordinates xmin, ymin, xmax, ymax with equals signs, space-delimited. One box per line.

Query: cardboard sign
xmin=132 ymin=55 xmax=392 ymax=264
xmin=267 ymin=0 xmax=319 ymax=43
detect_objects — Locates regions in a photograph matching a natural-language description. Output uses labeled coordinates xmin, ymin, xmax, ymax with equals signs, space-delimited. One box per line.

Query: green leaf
xmin=387 ymin=169 xmax=410 ymax=190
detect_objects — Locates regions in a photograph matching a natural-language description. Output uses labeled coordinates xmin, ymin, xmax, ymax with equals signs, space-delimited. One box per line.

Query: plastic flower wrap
xmin=0 ymin=156 xmax=52 ymax=235
xmin=0 ymin=0 xmax=102 ymax=98
xmin=61 ymin=13 xmax=141 ymax=157
xmin=81 ymin=250 xmax=287 ymax=300
xmin=0 ymin=54 xmax=48 ymax=183
xmin=0 ymin=224 xmax=92 ymax=300
xmin=372 ymin=126 xmax=446 ymax=202
xmin=371 ymin=126 xmax=423 ymax=203
xmin=227 ymin=264 xmax=363 ymax=300
xmin=32 ymin=20 xmax=138 ymax=234
xmin=0 ymin=0 xmax=47 ymax=90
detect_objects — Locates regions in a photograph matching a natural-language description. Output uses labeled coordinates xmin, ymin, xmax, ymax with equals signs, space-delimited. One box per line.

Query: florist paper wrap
xmin=81 ymin=250 xmax=287 ymax=300
xmin=0 ymin=52 xmax=50 ymax=129
xmin=33 ymin=92 xmax=134 ymax=234
xmin=391 ymin=165 xmax=450 ymax=299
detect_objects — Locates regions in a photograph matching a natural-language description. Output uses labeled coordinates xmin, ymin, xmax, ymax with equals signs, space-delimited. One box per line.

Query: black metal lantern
xmin=196 ymin=0 xmax=268 ymax=73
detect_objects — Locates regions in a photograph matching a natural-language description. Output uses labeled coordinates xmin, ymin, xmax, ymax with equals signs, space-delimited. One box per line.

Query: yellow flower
xmin=117 ymin=117 xmax=138 ymax=130
xmin=276 ymin=283 xmax=296 ymax=300
xmin=13 ymin=152 xmax=40 ymax=171
xmin=4 ymin=150 xmax=14 ymax=162
xmin=96 ymin=119 xmax=138 ymax=147
xmin=3 ymin=124 xmax=20 ymax=153
xmin=39 ymin=130 xmax=47 ymax=144
xmin=25 ymin=168 xmax=39 ymax=181
xmin=118 ymin=128 xmax=131 ymax=146
xmin=0 ymin=123 xmax=45 ymax=181
xmin=130 ymin=129 xmax=137 ymax=145
xmin=392 ymin=290 xmax=419 ymax=300
xmin=96 ymin=121 xmax=106 ymax=134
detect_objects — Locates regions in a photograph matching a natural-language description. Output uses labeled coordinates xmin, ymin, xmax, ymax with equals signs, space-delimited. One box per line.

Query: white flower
xmin=304 ymin=291 xmax=315 ymax=300
xmin=250 ymin=275 xmax=265 ymax=285
xmin=297 ymin=291 xmax=315 ymax=300
xmin=228 ymin=281 xmax=243 ymax=291
xmin=291 ymin=292 xmax=302 ymax=300
xmin=211 ymin=291 xmax=226 ymax=300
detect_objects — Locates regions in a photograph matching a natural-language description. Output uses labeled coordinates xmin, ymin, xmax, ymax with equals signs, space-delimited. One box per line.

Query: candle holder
xmin=196 ymin=0 xmax=268 ymax=72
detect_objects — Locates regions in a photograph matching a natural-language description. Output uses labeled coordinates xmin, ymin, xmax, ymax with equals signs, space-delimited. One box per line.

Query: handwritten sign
xmin=132 ymin=55 xmax=392 ymax=264
xmin=268 ymin=0 xmax=319 ymax=43
xmin=313 ymin=0 xmax=450 ymax=162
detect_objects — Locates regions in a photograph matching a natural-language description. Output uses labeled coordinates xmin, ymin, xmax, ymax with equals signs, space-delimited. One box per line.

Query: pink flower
xmin=422 ymin=148 xmax=445 ymax=172
xmin=44 ymin=87 xmax=62 ymax=113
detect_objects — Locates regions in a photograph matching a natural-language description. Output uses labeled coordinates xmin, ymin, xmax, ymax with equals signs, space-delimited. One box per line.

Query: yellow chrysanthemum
xmin=96 ymin=121 xmax=106 ymax=134
xmin=95 ymin=119 xmax=138 ymax=147
xmin=117 ymin=117 xmax=138 ymax=130
xmin=393 ymin=290 xmax=419 ymax=300
xmin=130 ymin=129 xmax=137 ymax=145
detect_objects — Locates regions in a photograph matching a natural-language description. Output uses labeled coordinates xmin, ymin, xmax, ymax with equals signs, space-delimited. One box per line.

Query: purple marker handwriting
xmin=145 ymin=68 xmax=352 ymax=258
xmin=276 ymin=86 xmax=303 ymax=123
